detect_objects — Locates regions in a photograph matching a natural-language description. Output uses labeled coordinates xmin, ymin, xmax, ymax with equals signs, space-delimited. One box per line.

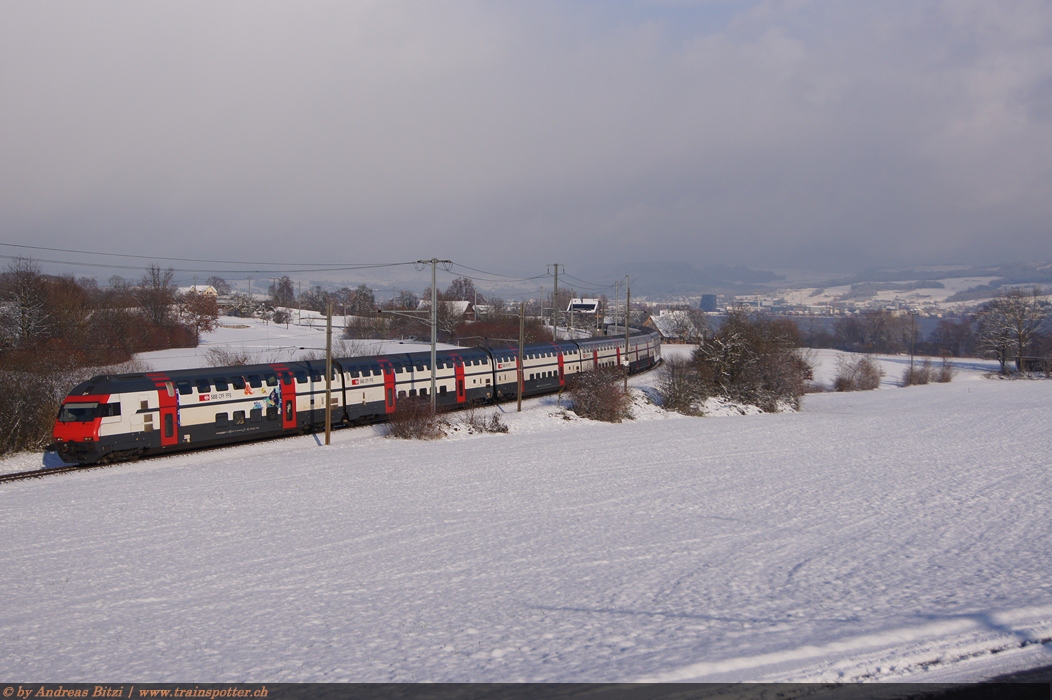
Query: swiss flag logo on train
xmin=351 ymin=379 xmax=359 ymax=386
xmin=199 ymin=395 xmax=210 ymax=402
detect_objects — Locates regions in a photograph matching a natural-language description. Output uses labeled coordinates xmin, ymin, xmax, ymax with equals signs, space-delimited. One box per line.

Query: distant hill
xmin=578 ymin=261 xmax=783 ymax=299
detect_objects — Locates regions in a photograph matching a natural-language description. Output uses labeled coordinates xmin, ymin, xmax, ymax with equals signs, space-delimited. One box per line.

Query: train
xmin=50 ymin=328 xmax=662 ymax=464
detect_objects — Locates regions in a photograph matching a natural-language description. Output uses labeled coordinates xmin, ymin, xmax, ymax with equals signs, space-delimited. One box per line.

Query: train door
xmin=454 ymin=358 xmax=466 ymax=403
xmin=147 ymin=373 xmax=179 ymax=447
xmin=557 ymin=353 xmax=565 ymax=387
xmin=616 ymin=346 xmax=621 ymax=368
xmin=379 ymin=361 xmax=396 ymax=414
xmin=274 ymin=365 xmax=296 ymax=430
xmin=592 ymin=349 xmax=598 ymax=369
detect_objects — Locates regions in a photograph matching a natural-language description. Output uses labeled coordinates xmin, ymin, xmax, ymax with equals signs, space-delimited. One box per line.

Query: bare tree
xmin=0 ymin=257 xmax=51 ymax=346
xmin=348 ymin=283 xmax=376 ymax=316
xmin=177 ymin=291 xmax=220 ymax=338
xmin=446 ymin=276 xmax=484 ymax=303
xmin=270 ymin=275 xmax=295 ymax=307
xmin=977 ymin=289 xmax=1048 ymax=372
xmin=205 ymin=276 xmax=232 ymax=295
xmin=136 ymin=264 xmax=177 ymax=327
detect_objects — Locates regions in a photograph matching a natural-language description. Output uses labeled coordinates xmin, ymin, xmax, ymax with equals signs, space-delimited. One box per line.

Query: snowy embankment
xmin=1 ymin=324 xmax=1050 ymax=682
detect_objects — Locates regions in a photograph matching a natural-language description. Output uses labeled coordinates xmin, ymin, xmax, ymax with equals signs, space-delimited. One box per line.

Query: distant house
xmin=566 ymin=298 xmax=600 ymax=314
xmin=417 ymin=299 xmax=474 ymax=322
xmin=176 ymin=285 xmax=219 ymax=297
xmin=644 ymin=310 xmax=702 ymax=343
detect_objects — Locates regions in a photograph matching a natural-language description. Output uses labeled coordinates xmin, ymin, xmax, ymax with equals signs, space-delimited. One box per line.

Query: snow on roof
xmin=176 ymin=285 xmax=218 ymax=296
xmin=416 ymin=300 xmax=473 ymax=315
xmin=645 ymin=310 xmax=700 ymax=339
xmin=567 ymin=298 xmax=599 ymax=313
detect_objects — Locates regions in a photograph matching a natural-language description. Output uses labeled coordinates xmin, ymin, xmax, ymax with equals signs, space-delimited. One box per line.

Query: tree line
xmin=797 ymin=289 xmax=1051 ymax=373
xmin=0 ymin=258 xmax=219 ymax=455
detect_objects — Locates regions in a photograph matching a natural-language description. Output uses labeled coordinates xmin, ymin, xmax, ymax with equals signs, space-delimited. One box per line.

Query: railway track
xmin=0 ymin=462 xmax=107 ymax=484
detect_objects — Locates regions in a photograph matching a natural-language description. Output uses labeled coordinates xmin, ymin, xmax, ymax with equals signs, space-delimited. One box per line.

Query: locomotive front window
xmin=58 ymin=402 xmax=99 ymax=422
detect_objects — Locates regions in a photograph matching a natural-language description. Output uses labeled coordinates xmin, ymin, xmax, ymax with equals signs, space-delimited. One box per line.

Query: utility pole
xmin=297 ymin=281 xmax=302 ymax=326
xmin=518 ymin=301 xmax=525 ymax=413
xmin=325 ymin=302 xmax=332 ymax=445
xmin=624 ymin=277 xmax=631 ymax=392
xmin=910 ymin=312 xmax=917 ymax=379
xmin=549 ymin=264 xmax=562 ymax=341
xmin=417 ymin=258 xmax=452 ymax=410
xmin=613 ymin=279 xmax=620 ymax=336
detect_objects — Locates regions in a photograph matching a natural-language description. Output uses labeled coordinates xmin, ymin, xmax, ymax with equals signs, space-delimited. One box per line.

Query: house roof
xmin=645 ymin=310 xmax=701 ymax=339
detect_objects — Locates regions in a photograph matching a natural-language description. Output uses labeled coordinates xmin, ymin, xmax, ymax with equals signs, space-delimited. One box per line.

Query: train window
xmin=419 ymin=388 xmax=427 ymax=396
xmin=349 ymin=368 xmax=359 ymax=378
xmin=99 ymin=402 xmax=121 ymax=418
xmin=164 ymin=414 xmax=173 ymax=437
xmin=140 ymin=400 xmax=149 ymax=411
xmin=196 ymin=379 xmax=211 ymax=394
xmin=409 ymin=389 xmax=416 ymax=397
xmin=284 ymin=400 xmax=293 ymax=422
xmin=233 ymin=410 xmax=246 ymax=425
xmin=266 ymin=406 xmax=278 ymax=421
xmin=250 ymin=408 xmax=262 ymax=423
xmin=231 ymin=376 xmax=246 ymax=390
xmin=176 ymin=381 xmax=192 ymax=395
xmin=215 ymin=412 xmax=229 ymax=427
xmin=213 ymin=378 xmax=229 ymax=391
xmin=310 ymin=372 xmax=321 ymax=382
xmin=395 ymin=365 xmax=403 ymax=374
xmin=281 ymin=372 xmax=293 ymax=385
xmin=58 ymin=402 xmax=99 ymax=422
xmin=416 ymin=364 xmax=425 ymax=372
xmin=439 ymin=385 xmax=447 ymax=395
xmin=248 ymin=375 xmax=262 ymax=388
xmin=397 ymin=390 xmax=406 ymax=398
xmin=370 ymin=364 xmax=381 ymax=374
xmin=295 ymin=371 xmax=307 ymax=384
xmin=264 ymin=373 xmax=277 ymax=386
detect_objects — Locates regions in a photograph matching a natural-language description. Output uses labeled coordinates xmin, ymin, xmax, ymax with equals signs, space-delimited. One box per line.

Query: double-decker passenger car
xmin=51 ymin=328 xmax=661 ymax=464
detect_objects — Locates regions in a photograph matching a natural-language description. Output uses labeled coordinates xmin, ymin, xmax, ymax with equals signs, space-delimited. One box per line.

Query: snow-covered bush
xmin=656 ymin=356 xmax=710 ymax=414
xmin=460 ymin=405 xmax=509 ymax=434
xmin=692 ymin=309 xmax=813 ymax=411
xmin=385 ymin=397 xmax=442 ymax=440
xmin=568 ymin=366 xmax=632 ymax=423
xmin=901 ymin=358 xmax=933 ymax=386
xmin=205 ymin=346 xmax=257 ymax=367
xmin=900 ymin=357 xmax=934 ymax=385
xmin=935 ymin=357 xmax=957 ymax=383
xmin=832 ymin=354 xmax=884 ymax=391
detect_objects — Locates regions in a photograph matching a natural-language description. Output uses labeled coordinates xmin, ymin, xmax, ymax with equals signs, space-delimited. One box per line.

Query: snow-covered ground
xmin=1 ymin=324 xmax=1050 ymax=682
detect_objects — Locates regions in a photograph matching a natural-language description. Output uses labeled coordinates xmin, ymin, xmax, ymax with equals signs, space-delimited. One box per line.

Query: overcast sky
xmin=2 ymin=0 xmax=1051 ymax=283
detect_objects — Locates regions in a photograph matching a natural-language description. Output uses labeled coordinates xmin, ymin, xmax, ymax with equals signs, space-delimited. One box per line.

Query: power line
xmin=0 ymin=253 xmax=416 ymax=276
xmin=0 ymin=241 xmax=408 ymax=270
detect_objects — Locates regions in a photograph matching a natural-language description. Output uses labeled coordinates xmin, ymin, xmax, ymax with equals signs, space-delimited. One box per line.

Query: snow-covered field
xmin=1 ymin=323 xmax=1051 ymax=682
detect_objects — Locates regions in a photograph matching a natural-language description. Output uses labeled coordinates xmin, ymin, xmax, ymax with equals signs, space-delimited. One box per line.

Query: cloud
xmin=1 ymin=0 xmax=1051 ymax=280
